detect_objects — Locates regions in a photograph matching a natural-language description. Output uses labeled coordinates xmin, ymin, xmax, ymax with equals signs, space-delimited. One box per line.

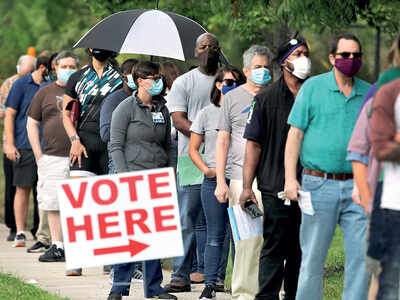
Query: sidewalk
xmin=0 ymin=224 xmax=231 ymax=300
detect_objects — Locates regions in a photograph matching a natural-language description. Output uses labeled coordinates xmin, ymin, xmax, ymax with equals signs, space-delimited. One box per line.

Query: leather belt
xmin=304 ymin=168 xmax=353 ymax=181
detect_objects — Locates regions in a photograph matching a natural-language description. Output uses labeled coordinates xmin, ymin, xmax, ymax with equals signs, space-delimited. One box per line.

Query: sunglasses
xmin=335 ymin=52 xmax=362 ymax=58
xmin=222 ymin=79 xmax=237 ymax=86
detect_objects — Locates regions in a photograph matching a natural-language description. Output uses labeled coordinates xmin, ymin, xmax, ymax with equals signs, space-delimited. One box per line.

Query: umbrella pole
xmin=155 ymin=0 xmax=159 ymax=9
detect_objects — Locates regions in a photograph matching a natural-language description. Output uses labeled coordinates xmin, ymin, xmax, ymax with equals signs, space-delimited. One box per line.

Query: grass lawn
xmin=0 ymin=273 xmax=69 ymax=300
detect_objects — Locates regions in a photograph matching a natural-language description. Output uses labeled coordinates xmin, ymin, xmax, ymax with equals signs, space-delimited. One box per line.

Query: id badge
xmin=152 ymin=112 xmax=165 ymax=123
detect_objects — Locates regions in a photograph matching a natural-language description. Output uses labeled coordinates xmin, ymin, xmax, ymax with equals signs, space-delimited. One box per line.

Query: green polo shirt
xmin=288 ymin=69 xmax=371 ymax=173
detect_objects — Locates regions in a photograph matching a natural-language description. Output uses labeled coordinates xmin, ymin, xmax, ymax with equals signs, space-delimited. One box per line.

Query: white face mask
xmin=286 ymin=56 xmax=311 ymax=79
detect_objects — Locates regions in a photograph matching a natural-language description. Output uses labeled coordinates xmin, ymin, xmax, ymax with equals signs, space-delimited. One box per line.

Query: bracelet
xmin=70 ymin=135 xmax=80 ymax=142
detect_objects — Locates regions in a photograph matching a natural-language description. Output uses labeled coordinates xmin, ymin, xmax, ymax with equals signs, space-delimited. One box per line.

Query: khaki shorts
xmin=37 ymin=155 xmax=69 ymax=211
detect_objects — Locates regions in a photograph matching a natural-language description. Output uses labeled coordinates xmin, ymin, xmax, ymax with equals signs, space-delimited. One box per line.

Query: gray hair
xmin=17 ymin=55 xmax=36 ymax=67
xmin=243 ymin=45 xmax=273 ymax=69
xmin=55 ymin=51 xmax=80 ymax=66
xmin=195 ymin=33 xmax=218 ymax=47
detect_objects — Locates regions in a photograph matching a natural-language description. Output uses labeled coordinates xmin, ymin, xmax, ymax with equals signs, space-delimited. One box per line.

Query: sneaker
xmin=164 ymin=280 xmax=191 ymax=293
xmin=199 ymin=285 xmax=216 ymax=300
xmin=6 ymin=230 xmax=16 ymax=242
xmin=214 ymin=281 xmax=225 ymax=293
xmin=39 ymin=245 xmax=65 ymax=262
xmin=12 ymin=233 xmax=26 ymax=247
xmin=132 ymin=268 xmax=143 ymax=282
xmin=103 ymin=265 xmax=112 ymax=275
xmin=107 ymin=293 xmax=122 ymax=300
xmin=149 ymin=292 xmax=177 ymax=299
xmin=27 ymin=241 xmax=50 ymax=253
xmin=66 ymin=268 xmax=82 ymax=276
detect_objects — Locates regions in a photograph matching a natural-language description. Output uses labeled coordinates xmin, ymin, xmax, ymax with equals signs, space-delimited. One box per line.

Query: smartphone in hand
xmin=244 ymin=201 xmax=263 ymax=219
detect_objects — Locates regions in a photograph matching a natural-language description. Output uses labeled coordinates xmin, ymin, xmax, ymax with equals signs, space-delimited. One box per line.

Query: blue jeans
xmin=295 ymin=175 xmax=368 ymax=300
xmin=172 ymin=176 xmax=205 ymax=283
xmin=217 ymin=222 xmax=235 ymax=282
xmin=111 ymin=260 xmax=163 ymax=297
xmin=191 ymin=213 xmax=206 ymax=274
xmin=201 ymin=177 xmax=230 ymax=285
xmin=377 ymin=209 xmax=400 ymax=300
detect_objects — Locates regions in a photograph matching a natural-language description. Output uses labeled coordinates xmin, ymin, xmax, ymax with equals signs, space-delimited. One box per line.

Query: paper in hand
xmin=298 ymin=191 xmax=315 ymax=216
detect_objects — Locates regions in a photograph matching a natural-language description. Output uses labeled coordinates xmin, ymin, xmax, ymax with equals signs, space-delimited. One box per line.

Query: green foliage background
xmin=0 ymin=0 xmax=399 ymax=82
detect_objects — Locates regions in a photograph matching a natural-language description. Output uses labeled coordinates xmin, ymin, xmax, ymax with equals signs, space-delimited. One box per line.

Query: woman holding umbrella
xmin=108 ymin=61 xmax=176 ymax=300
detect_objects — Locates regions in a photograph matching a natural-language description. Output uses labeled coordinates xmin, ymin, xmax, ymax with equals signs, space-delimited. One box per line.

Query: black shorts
xmin=12 ymin=149 xmax=38 ymax=187
xmin=70 ymin=129 xmax=108 ymax=176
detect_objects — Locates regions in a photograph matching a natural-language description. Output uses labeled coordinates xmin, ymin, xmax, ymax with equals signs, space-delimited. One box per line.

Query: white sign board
xmin=57 ymin=167 xmax=183 ymax=269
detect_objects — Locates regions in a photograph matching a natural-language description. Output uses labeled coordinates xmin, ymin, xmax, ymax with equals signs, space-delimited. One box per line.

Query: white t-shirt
xmin=381 ymin=94 xmax=400 ymax=211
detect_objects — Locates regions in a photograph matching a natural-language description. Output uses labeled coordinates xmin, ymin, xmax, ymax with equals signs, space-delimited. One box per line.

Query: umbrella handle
xmin=156 ymin=0 xmax=159 ymax=9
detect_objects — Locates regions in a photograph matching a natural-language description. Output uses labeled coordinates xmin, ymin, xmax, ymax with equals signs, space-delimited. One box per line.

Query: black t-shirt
xmin=65 ymin=64 xmax=122 ymax=134
xmin=243 ymin=76 xmax=302 ymax=195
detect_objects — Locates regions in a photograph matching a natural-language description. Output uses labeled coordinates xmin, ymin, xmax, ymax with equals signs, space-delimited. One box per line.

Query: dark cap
xmin=277 ymin=38 xmax=308 ymax=64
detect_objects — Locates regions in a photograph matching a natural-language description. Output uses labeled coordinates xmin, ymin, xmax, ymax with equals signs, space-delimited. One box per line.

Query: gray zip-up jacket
xmin=110 ymin=93 xmax=172 ymax=173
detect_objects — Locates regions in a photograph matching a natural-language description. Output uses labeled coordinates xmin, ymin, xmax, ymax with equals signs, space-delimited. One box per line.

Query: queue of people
xmin=0 ymin=30 xmax=399 ymax=300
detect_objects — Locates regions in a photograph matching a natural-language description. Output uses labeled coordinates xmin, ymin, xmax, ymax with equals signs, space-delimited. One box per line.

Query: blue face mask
xmin=250 ymin=67 xmax=271 ymax=85
xmin=222 ymin=84 xmax=237 ymax=95
xmin=58 ymin=68 xmax=76 ymax=84
xmin=126 ymin=74 xmax=137 ymax=90
xmin=146 ymin=78 xmax=164 ymax=96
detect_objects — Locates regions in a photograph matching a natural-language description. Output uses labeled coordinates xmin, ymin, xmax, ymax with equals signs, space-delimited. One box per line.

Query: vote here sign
xmin=57 ymin=167 xmax=183 ymax=269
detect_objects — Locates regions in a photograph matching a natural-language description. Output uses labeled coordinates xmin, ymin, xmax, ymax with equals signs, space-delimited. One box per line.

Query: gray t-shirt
xmin=190 ymin=104 xmax=232 ymax=179
xmin=218 ymin=85 xmax=254 ymax=180
xmin=166 ymin=68 xmax=214 ymax=158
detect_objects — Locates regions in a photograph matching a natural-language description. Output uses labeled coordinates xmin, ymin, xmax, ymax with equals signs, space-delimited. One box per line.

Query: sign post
xmin=57 ymin=167 xmax=183 ymax=269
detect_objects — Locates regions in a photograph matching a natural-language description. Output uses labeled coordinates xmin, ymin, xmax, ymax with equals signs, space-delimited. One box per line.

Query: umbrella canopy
xmin=74 ymin=9 xmax=209 ymax=61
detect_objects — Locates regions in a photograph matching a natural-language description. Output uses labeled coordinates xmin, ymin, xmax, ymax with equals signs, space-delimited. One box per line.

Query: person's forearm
xmin=4 ymin=110 xmax=15 ymax=146
xmin=62 ymin=110 xmax=78 ymax=139
xmin=189 ymin=146 xmax=208 ymax=174
xmin=216 ymin=133 xmax=230 ymax=184
xmin=175 ymin=119 xmax=192 ymax=137
xmin=352 ymin=161 xmax=371 ymax=200
xmin=376 ymin=141 xmax=400 ymax=162
xmin=285 ymin=127 xmax=304 ymax=181
xmin=26 ymin=118 xmax=43 ymax=159
xmin=242 ymin=141 xmax=261 ymax=189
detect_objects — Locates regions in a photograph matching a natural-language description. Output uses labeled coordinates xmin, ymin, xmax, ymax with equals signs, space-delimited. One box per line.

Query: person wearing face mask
xmin=25 ymin=51 xmax=79 ymax=263
xmin=0 ymin=54 xmax=36 ymax=242
xmin=62 ymin=48 xmax=122 ymax=276
xmin=238 ymin=38 xmax=311 ymax=300
xmin=4 ymin=55 xmax=49 ymax=249
xmin=164 ymin=33 xmax=222 ymax=293
xmin=284 ymin=34 xmax=371 ymax=300
xmin=189 ymin=65 xmax=245 ymax=299
xmin=108 ymin=61 xmax=176 ymax=300
xmin=214 ymin=45 xmax=273 ymax=300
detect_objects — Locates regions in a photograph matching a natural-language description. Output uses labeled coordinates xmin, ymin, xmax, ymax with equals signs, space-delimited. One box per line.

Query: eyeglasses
xmin=335 ymin=52 xmax=362 ymax=58
xmin=222 ymin=79 xmax=237 ymax=86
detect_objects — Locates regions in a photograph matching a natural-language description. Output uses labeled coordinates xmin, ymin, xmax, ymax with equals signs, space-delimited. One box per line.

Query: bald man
xmin=165 ymin=33 xmax=223 ymax=294
xmin=0 ymin=54 xmax=36 ymax=241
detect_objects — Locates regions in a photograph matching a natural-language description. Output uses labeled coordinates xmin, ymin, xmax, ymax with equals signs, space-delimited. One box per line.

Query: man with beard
xmin=164 ymin=33 xmax=221 ymax=293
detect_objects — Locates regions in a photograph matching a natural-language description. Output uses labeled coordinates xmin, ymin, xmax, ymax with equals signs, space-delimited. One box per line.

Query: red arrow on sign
xmin=93 ymin=239 xmax=149 ymax=257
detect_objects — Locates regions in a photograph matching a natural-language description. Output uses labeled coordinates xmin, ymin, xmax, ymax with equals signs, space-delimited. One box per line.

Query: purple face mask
xmin=335 ymin=57 xmax=362 ymax=77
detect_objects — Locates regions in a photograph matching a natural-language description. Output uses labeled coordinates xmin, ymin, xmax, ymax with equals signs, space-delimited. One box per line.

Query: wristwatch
xmin=70 ymin=135 xmax=80 ymax=142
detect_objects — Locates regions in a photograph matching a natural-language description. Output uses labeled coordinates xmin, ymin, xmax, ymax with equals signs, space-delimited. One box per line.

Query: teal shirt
xmin=288 ymin=69 xmax=371 ymax=173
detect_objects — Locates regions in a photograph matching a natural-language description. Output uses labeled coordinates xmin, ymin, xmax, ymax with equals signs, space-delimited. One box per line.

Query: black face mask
xmin=198 ymin=48 xmax=220 ymax=74
xmin=91 ymin=49 xmax=115 ymax=62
